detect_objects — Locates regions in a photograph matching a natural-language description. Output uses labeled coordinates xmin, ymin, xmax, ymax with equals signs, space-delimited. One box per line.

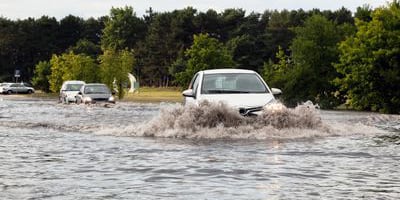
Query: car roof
xmin=202 ymin=69 xmax=257 ymax=74
xmin=84 ymin=83 xmax=107 ymax=86
xmin=63 ymin=80 xmax=85 ymax=84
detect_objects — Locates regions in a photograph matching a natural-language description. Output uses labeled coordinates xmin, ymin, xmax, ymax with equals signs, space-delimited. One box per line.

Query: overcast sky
xmin=0 ymin=0 xmax=389 ymax=20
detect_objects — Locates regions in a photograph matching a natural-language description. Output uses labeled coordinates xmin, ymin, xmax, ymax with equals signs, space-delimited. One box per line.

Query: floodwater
xmin=0 ymin=96 xmax=399 ymax=199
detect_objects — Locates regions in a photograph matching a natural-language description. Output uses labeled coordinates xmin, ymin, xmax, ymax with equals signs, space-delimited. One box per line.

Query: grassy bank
xmin=31 ymin=91 xmax=59 ymax=99
xmin=122 ymin=87 xmax=183 ymax=103
xmin=16 ymin=87 xmax=183 ymax=103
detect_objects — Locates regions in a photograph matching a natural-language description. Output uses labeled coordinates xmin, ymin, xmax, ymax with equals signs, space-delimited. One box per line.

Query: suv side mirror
xmin=182 ymin=89 xmax=196 ymax=98
xmin=78 ymin=91 xmax=82 ymax=95
xmin=271 ymin=88 xmax=282 ymax=95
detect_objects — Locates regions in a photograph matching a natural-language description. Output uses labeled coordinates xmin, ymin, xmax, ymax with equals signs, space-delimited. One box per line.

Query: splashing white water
xmin=98 ymin=100 xmax=386 ymax=140
xmin=0 ymin=97 xmax=388 ymax=140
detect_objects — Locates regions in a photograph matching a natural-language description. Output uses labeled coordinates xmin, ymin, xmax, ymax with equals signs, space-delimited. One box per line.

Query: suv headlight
xmin=108 ymin=96 xmax=115 ymax=102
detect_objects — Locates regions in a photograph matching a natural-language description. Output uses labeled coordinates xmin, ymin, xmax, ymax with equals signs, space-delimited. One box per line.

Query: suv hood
xmin=85 ymin=93 xmax=112 ymax=99
xmin=197 ymin=93 xmax=275 ymax=108
xmin=64 ymin=91 xmax=80 ymax=97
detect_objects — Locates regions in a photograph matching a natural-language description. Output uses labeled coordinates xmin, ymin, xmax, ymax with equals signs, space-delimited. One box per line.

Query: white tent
xmin=128 ymin=73 xmax=137 ymax=93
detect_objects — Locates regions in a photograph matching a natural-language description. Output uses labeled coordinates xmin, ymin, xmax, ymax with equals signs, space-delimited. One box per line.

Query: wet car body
xmin=59 ymin=80 xmax=85 ymax=104
xmin=182 ymin=69 xmax=282 ymax=116
xmin=76 ymin=83 xmax=115 ymax=104
xmin=0 ymin=83 xmax=35 ymax=94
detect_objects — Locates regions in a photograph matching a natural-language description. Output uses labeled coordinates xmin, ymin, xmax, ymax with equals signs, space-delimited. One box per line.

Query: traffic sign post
xmin=15 ymin=70 xmax=20 ymax=83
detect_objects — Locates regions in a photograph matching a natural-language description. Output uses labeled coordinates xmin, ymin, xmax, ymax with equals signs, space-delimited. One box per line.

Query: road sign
xmin=15 ymin=70 xmax=20 ymax=78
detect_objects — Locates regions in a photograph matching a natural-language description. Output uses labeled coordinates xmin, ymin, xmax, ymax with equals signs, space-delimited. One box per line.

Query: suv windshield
xmin=84 ymin=85 xmax=110 ymax=94
xmin=201 ymin=73 xmax=268 ymax=94
xmin=66 ymin=84 xmax=83 ymax=91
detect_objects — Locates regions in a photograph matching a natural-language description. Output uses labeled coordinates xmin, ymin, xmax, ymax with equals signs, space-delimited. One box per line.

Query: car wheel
xmin=27 ymin=90 xmax=33 ymax=94
xmin=7 ymin=90 xmax=12 ymax=95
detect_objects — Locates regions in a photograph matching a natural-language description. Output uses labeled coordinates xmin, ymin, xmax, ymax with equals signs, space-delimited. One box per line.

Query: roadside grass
xmin=121 ymin=87 xmax=183 ymax=103
xmin=31 ymin=91 xmax=58 ymax=99
xmin=14 ymin=87 xmax=183 ymax=103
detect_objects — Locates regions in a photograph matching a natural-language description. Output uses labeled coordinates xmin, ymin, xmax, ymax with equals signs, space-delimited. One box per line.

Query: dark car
xmin=75 ymin=83 xmax=115 ymax=104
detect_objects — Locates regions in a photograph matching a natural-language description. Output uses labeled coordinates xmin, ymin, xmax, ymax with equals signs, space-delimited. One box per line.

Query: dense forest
xmin=0 ymin=1 xmax=399 ymax=113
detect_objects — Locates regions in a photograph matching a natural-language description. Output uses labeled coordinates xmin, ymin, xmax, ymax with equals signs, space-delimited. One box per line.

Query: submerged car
xmin=59 ymin=80 xmax=86 ymax=103
xmin=0 ymin=83 xmax=35 ymax=94
xmin=76 ymin=83 xmax=115 ymax=104
xmin=182 ymin=69 xmax=282 ymax=116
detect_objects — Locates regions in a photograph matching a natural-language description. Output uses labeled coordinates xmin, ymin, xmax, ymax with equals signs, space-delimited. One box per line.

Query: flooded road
xmin=0 ymin=97 xmax=399 ymax=199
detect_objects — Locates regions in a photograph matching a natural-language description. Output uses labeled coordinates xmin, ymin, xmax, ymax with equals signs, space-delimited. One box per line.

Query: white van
xmin=59 ymin=80 xmax=85 ymax=103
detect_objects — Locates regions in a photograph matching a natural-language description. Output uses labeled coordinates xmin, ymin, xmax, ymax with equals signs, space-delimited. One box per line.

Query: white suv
xmin=59 ymin=80 xmax=85 ymax=103
xmin=182 ymin=69 xmax=282 ymax=116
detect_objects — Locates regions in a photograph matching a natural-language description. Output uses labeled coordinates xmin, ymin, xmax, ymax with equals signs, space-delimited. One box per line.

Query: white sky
xmin=0 ymin=0 xmax=390 ymax=20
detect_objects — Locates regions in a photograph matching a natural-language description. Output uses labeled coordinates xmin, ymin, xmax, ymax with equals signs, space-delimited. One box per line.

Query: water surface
xmin=0 ymin=97 xmax=399 ymax=199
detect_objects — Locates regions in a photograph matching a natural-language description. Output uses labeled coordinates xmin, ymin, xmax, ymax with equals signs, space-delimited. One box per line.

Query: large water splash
xmin=109 ymin=101 xmax=362 ymax=140
xmin=0 ymin=97 xmax=388 ymax=140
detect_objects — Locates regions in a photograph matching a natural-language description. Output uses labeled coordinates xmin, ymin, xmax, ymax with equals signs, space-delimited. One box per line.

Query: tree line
xmin=0 ymin=1 xmax=399 ymax=113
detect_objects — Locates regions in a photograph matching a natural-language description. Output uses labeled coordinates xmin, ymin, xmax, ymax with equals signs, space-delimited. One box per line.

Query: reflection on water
xmin=0 ymin=98 xmax=399 ymax=199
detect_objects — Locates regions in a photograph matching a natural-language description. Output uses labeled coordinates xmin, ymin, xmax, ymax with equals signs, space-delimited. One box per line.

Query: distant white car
xmin=0 ymin=83 xmax=12 ymax=94
xmin=59 ymin=80 xmax=86 ymax=103
xmin=0 ymin=83 xmax=35 ymax=94
xmin=182 ymin=69 xmax=282 ymax=116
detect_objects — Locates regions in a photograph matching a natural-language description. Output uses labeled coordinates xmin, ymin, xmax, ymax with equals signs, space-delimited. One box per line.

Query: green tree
xmin=262 ymin=46 xmax=291 ymax=89
xmin=332 ymin=7 xmax=354 ymax=24
xmin=32 ymin=61 xmax=51 ymax=92
xmin=68 ymin=39 xmax=101 ymax=59
xmin=227 ymin=13 xmax=267 ymax=71
xmin=0 ymin=17 xmax=17 ymax=80
xmin=219 ymin=9 xmax=246 ymax=41
xmin=48 ymin=52 xmax=98 ymax=92
xmin=355 ymin=5 xmax=373 ymax=22
xmin=170 ymin=7 xmax=198 ymax=49
xmin=169 ymin=52 xmax=187 ymax=81
xmin=335 ymin=1 xmax=400 ymax=113
xmin=262 ymin=10 xmax=297 ymax=66
xmin=99 ymin=49 xmax=135 ymax=99
xmin=285 ymin=14 xmax=348 ymax=108
xmin=101 ymin=6 xmax=146 ymax=50
xmin=48 ymin=54 xmax=66 ymax=92
xmin=174 ymin=33 xmax=236 ymax=86
xmin=136 ymin=11 xmax=176 ymax=86
xmin=81 ymin=17 xmax=105 ymax=44
xmin=58 ymin=15 xmax=84 ymax=50
xmin=194 ymin=9 xmax=220 ymax=36
xmin=62 ymin=52 xmax=98 ymax=83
